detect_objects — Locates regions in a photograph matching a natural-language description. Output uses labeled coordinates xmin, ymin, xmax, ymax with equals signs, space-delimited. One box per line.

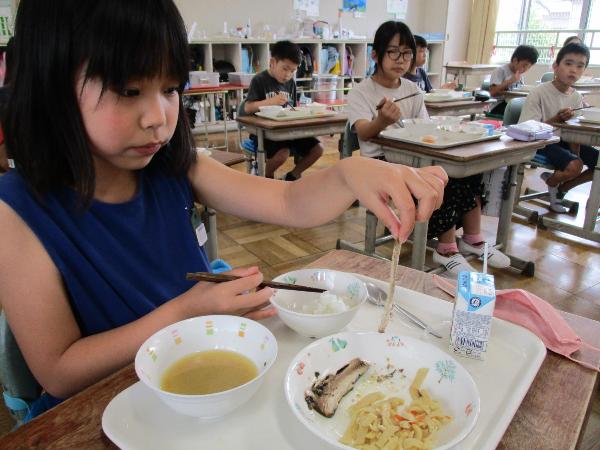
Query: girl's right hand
xmin=375 ymin=97 xmax=402 ymax=127
xmin=178 ymin=266 xmax=277 ymax=321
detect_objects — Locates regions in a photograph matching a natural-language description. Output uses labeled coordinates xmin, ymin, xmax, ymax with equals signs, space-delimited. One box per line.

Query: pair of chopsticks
xmin=186 ymin=272 xmax=326 ymax=293
xmin=375 ymin=92 xmax=421 ymax=110
xmin=572 ymin=105 xmax=593 ymax=111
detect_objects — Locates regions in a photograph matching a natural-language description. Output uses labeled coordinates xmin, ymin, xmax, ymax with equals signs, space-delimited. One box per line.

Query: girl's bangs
xmin=77 ymin=0 xmax=190 ymax=90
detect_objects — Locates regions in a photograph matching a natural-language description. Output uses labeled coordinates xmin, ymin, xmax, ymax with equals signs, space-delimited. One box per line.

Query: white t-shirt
xmin=519 ymin=81 xmax=583 ymax=123
xmin=489 ymin=64 xmax=524 ymax=102
xmin=346 ymin=77 xmax=428 ymax=158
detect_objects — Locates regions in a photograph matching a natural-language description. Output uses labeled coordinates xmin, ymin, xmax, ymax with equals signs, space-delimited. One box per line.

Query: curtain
xmin=466 ymin=0 xmax=500 ymax=64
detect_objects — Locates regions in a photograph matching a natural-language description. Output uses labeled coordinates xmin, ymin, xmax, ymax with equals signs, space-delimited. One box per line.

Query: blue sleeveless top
xmin=0 ymin=167 xmax=211 ymax=336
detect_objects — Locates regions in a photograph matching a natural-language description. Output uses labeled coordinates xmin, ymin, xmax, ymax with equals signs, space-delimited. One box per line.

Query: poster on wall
xmin=293 ymin=0 xmax=319 ymax=17
xmin=387 ymin=0 xmax=407 ymax=18
xmin=342 ymin=0 xmax=366 ymax=13
xmin=0 ymin=7 xmax=12 ymax=40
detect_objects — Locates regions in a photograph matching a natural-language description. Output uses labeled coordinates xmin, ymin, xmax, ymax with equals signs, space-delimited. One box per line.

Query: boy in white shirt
xmin=519 ymin=43 xmax=598 ymax=213
xmin=488 ymin=45 xmax=539 ymax=116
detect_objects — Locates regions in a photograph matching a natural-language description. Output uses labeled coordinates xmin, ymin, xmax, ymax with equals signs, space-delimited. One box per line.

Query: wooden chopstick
xmin=186 ymin=272 xmax=327 ymax=293
xmin=375 ymin=92 xmax=421 ymax=110
xmin=572 ymin=105 xmax=594 ymax=111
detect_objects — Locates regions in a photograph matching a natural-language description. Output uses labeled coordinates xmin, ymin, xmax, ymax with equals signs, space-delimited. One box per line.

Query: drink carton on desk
xmin=450 ymin=271 xmax=496 ymax=360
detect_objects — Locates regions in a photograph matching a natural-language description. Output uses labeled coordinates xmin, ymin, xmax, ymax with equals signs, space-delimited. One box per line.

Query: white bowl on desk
xmin=270 ymin=269 xmax=368 ymax=338
xmin=134 ymin=315 xmax=277 ymax=420
xmin=258 ymin=105 xmax=283 ymax=114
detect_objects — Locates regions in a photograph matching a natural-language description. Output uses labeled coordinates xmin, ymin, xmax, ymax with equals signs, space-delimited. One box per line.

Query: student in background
xmin=347 ymin=21 xmax=510 ymax=274
xmin=404 ymin=35 xmax=456 ymax=92
xmin=519 ymin=43 xmax=598 ymax=213
xmin=0 ymin=0 xmax=447 ymax=420
xmin=488 ymin=45 xmax=539 ymax=115
xmin=242 ymin=40 xmax=323 ymax=180
xmin=563 ymin=35 xmax=582 ymax=47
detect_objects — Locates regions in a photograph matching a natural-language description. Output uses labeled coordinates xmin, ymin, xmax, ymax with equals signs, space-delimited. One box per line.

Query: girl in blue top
xmin=0 ymin=0 xmax=446 ymax=417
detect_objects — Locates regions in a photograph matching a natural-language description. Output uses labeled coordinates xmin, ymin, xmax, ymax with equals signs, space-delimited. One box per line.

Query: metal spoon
xmin=364 ymin=281 xmax=443 ymax=339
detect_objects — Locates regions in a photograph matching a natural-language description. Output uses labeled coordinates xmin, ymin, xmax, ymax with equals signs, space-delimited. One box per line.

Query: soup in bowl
xmin=135 ymin=315 xmax=277 ymax=420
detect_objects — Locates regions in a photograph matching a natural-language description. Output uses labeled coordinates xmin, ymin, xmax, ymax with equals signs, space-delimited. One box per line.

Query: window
xmin=493 ymin=0 xmax=600 ymax=65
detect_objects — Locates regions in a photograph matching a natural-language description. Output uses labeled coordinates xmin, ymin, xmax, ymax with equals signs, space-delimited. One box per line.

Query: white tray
xmin=255 ymin=110 xmax=337 ymax=121
xmin=380 ymin=128 xmax=504 ymax=149
xmin=578 ymin=116 xmax=600 ymax=125
xmin=102 ymin=275 xmax=545 ymax=450
xmin=425 ymin=93 xmax=474 ymax=103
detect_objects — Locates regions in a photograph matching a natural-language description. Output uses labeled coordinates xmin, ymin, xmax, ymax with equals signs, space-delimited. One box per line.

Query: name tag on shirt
xmin=189 ymin=206 xmax=208 ymax=247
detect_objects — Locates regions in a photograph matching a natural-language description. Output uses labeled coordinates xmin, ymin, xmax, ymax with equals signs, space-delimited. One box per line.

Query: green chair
xmin=340 ymin=121 xmax=359 ymax=159
xmin=540 ymin=72 xmax=553 ymax=83
xmin=503 ymin=97 xmax=527 ymax=126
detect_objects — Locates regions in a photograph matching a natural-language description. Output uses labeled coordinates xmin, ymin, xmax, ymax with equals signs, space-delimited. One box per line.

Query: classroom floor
xmin=0 ymin=133 xmax=598 ymax=448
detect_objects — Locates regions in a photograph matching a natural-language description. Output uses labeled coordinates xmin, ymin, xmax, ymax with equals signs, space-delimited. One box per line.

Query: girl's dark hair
xmin=555 ymin=43 xmax=590 ymax=68
xmin=372 ymin=21 xmax=416 ymax=74
xmin=5 ymin=0 xmax=195 ymax=204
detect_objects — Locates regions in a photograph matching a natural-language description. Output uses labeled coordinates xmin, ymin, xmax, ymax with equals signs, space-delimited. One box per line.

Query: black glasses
xmin=386 ymin=49 xmax=414 ymax=62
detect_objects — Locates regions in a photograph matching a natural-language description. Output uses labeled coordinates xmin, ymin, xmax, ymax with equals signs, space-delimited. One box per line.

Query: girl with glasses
xmin=347 ymin=21 xmax=511 ymax=275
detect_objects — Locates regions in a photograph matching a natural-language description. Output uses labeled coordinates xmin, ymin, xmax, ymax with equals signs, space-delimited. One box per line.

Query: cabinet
xmin=186 ymin=37 xmax=446 ymax=139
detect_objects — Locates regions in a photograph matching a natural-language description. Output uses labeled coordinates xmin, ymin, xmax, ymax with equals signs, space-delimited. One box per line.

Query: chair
xmin=236 ymin=99 xmax=258 ymax=174
xmin=540 ymin=72 xmax=554 ymax=83
xmin=339 ymin=121 xmax=359 ymax=159
xmin=509 ymin=98 xmax=579 ymax=223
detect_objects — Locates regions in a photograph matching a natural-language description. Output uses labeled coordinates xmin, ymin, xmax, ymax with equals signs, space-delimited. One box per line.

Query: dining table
xmin=236 ymin=113 xmax=348 ymax=176
xmin=1 ymin=250 xmax=598 ymax=449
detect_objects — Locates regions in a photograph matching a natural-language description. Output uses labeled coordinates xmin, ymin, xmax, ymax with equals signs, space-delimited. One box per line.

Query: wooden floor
xmin=0 ymin=133 xmax=598 ymax=447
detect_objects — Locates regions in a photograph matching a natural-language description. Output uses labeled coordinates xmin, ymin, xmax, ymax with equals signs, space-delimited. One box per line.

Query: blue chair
xmin=508 ymin=98 xmax=579 ymax=222
xmin=540 ymin=72 xmax=553 ymax=83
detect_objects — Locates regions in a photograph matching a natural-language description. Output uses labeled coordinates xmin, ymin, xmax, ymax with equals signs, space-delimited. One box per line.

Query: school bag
xmin=0 ymin=313 xmax=42 ymax=424
xmin=297 ymin=46 xmax=314 ymax=78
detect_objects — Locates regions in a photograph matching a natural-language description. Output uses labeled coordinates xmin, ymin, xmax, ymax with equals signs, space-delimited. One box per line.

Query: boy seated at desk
xmin=519 ymin=43 xmax=598 ymax=213
xmin=403 ymin=35 xmax=457 ymax=92
xmin=242 ymin=40 xmax=323 ymax=180
xmin=488 ymin=45 xmax=539 ymax=115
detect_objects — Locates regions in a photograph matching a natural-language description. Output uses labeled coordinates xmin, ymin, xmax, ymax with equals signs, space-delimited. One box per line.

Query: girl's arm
xmin=0 ymin=202 xmax=274 ymax=398
xmin=353 ymin=97 xmax=401 ymax=142
xmin=188 ymin=154 xmax=447 ymax=243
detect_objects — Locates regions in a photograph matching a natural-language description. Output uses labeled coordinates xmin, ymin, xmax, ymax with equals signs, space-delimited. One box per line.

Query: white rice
xmin=301 ymin=291 xmax=351 ymax=315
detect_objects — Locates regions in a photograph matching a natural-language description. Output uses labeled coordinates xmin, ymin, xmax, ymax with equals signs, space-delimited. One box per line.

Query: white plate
xmin=255 ymin=109 xmax=337 ymax=121
xmin=102 ymin=275 xmax=546 ymax=450
xmin=380 ymin=128 xmax=504 ymax=149
xmin=285 ymin=332 xmax=479 ymax=450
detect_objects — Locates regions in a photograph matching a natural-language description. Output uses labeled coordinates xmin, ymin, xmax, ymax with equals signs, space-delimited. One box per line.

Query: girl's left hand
xmin=340 ymin=157 xmax=448 ymax=242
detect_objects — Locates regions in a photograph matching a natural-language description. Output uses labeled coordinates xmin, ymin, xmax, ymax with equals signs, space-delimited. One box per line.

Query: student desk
xmin=202 ymin=149 xmax=246 ymax=260
xmin=184 ymin=84 xmax=248 ymax=151
xmin=1 ymin=250 xmax=598 ymax=450
xmin=424 ymin=99 xmax=486 ymax=120
xmin=235 ymin=114 xmax=348 ymax=176
xmin=502 ymin=89 xmax=592 ymax=101
xmin=339 ymin=135 xmax=559 ymax=275
xmin=444 ymin=63 xmax=499 ymax=86
xmin=572 ymin=82 xmax=600 ymax=95
xmin=538 ymin=119 xmax=600 ymax=243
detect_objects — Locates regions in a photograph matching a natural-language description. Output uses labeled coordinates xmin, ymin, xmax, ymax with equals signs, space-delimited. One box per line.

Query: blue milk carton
xmin=449 ymin=271 xmax=496 ymax=360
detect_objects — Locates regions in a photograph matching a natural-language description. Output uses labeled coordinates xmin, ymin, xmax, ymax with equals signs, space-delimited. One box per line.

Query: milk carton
xmin=449 ymin=271 xmax=496 ymax=360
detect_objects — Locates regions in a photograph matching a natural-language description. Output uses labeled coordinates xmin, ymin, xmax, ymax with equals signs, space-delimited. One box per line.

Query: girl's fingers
xmin=236 ymin=286 xmax=275 ymax=310
xmin=244 ymin=306 xmax=278 ymax=320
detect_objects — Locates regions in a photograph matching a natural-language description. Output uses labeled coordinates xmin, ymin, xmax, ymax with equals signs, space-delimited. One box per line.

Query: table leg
xmin=583 ymin=162 xmax=600 ymax=231
xmin=202 ymin=206 xmax=218 ymax=261
xmin=410 ymin=221 xmax=428 ymax=271
xmin=364 ymin=210 xmax=378 ymax=254
xmin=223 ymin=91 xmax=229 ymax=151
xmin=256 ymin=130 xmax=266 ymax=177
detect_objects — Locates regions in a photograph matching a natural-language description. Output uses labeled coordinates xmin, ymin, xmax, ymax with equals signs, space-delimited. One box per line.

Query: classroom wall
xmin=174 ymin=0 xmax=445 ymax=41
